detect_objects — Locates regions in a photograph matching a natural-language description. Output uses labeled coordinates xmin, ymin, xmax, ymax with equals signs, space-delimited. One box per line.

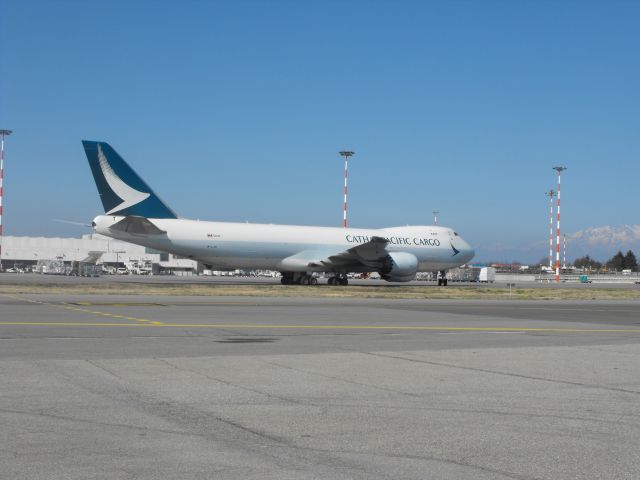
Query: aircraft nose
xmin=465 ymin=247 xmax=475 ymax=262
xmin=460 ymin=238 xmax=475 ymax=262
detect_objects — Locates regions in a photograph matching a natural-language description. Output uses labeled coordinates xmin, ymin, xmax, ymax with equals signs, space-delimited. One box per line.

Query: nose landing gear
xmin=437 ymin=270 xmax=448 ymax=286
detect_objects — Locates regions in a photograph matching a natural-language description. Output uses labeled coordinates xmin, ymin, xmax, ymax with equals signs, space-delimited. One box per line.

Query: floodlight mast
xmin=552 ymin=166 xmax=567 ymax=283
xmin=545 ymin=190 xmax=555 ymax=271
xmin=339 ymin=151 xmax=355 ymax=228
xmin=0 ymin=129 xmax=13 ymax=272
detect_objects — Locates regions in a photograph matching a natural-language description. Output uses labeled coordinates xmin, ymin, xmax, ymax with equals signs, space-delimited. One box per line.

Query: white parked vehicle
xmin=479 ymin=267 xmax=496 ymax=283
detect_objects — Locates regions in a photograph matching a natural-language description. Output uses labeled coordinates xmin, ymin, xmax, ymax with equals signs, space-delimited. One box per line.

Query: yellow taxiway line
xmin=3 ymin=293 xmax=639 ymax=333
xmin=0 ymin=293 xmax=157 ymax=324
xmin=0 ymin=321 xmax=639 ymax=333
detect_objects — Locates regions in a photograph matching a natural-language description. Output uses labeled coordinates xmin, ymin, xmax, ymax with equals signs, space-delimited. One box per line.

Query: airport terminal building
xmin=1 ymin=234 xmax=198 ymax=275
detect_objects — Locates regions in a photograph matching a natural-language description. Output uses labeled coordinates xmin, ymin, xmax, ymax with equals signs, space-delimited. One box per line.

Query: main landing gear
xmin=280 ymin=272 xmax=348 ymax=286
xmin=280 ymin=272 xmax=318 ymax=285
xmin=327 ymin=275 xmax=348 ymax=286
xmin=437 ymin=270 xmax=448 ymax=286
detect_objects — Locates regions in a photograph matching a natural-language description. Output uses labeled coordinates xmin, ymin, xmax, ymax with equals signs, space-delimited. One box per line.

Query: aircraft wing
xmin=280 ymin=236 xmax=390 ymax=271
xmin=314 ymin=236 xmax=390 ymax=269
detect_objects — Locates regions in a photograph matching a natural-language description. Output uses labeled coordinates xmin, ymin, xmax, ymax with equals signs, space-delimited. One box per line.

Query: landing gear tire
xmin=280 ymin=273 xmax=294 ymax=285
xmin=328 ymin=275 xmax=348 ymax=286
xmin=281 ymin=273 xmax=317 ymax=285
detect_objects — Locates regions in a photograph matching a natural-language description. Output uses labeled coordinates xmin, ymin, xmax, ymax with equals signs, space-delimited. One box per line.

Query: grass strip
xmin=1 ymin=282 xmax=639 ymax=300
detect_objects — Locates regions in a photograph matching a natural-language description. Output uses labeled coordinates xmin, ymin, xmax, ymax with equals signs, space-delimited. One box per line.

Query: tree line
xmin=573 ymin=250 xmax=638 ymax=272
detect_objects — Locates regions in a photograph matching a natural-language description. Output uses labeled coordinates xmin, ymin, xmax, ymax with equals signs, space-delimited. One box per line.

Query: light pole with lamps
xmin=0 ymin=129 xmax=13 ymax=272
xmin=339 ymin=151 xmax=355 ymax=228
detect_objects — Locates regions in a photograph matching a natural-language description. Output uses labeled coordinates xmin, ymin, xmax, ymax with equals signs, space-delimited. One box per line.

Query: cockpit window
xmin=454 ymin=232 xmax=459 ymax=236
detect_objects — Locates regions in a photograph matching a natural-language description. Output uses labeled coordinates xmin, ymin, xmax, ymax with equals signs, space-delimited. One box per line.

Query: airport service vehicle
xmin=83 ymin=141 xmax=474 ymax=285
xmin=479 ymin=267 xmax=496 ymax=283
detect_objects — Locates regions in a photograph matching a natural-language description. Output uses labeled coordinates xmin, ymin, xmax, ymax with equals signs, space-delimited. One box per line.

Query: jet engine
xmin=379 ymin=252 xmax=418 ymax=282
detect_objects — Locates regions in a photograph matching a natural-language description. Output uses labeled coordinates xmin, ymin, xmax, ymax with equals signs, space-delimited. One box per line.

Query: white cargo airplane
xmin=83 ymin=141 xmax=474 ymax=285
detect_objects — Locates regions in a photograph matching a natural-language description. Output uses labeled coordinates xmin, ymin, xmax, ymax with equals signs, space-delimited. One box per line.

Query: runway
xmin=1 ymin=293 xmax=640 ymax=479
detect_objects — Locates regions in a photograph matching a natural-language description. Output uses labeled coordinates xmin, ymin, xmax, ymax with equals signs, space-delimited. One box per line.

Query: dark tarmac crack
xmin=0 ymin=407 xmax=195 ymax=438
xmin=573 ymin=345 xmax=640 ymax=356
xmin=352 ymin=350 xmax=640 ymax=395
xmin=35 ymin=359 xmax=383 ymax=479
xmin=262 ymin=359 xmax=425 ymax=398
xmin=256 ymin=360 xmax=640 ymax=427
xmin=292 ymin=446 xmax=543 ymax=480
xmin=216 ymin=337 xmax=279 ymax=343
xmin=156 ymin=358 xmax=305 ymax=405
xmin=299 ymin=402 xmax=640 ymax=428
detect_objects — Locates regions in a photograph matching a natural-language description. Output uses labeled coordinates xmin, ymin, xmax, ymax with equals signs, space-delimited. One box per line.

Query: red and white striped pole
xmin=339 ymin=151 xmax=354 ymax=228
xmin=553 ymin=166 xmax=567 ymax=283
xmin=563 ymin=234 xmax=567 ymax=270
xmin=545 ymin=190 xmax=555 ymax=272
xmin=0 ymin=130 xmax=12 ymax=273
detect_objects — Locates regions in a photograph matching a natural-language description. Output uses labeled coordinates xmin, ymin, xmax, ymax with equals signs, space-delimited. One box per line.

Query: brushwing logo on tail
xmin=97 ymin=144 xmax=150 ymax=215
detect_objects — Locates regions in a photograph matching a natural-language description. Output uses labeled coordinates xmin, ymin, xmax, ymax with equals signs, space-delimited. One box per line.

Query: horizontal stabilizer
xmin=80 ymin=251 xmax=105 ymax=264
xmin=109 ymin=216 xmax=166 ymax=235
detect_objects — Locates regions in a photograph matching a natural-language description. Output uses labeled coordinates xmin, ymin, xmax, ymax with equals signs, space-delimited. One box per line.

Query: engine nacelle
xmin=379 ymin=252 xmax=418 ymax=282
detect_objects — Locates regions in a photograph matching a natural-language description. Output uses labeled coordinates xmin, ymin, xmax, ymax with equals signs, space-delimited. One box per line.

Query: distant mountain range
xmin=566 ymin=225 xmax=640 ymax=260
xmin=476 ymin=225 xmax=640 ymax=264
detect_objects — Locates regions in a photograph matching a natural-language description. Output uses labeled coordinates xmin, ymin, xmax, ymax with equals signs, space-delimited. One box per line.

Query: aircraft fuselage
xmin=93 ymin=215 xmax=475 ymax=273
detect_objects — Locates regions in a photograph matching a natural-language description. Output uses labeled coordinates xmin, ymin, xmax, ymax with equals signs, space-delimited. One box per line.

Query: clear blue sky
xmin=1 ymin=0 xmax=638 ymax=261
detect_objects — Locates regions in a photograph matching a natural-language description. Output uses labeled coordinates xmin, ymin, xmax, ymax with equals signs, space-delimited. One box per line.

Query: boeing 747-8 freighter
xmin=83 ymin=141 xmax=474 ymax=285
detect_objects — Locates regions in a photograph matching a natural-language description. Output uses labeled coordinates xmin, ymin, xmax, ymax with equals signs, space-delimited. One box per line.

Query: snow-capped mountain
xmin=566 ymin=225 xmax=640 ymax=259
xmin=475 ymin=225 xmax=640 ymax=263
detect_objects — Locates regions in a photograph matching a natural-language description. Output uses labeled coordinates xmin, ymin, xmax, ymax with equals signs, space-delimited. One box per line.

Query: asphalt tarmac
xmin=1 ymin=292 xmax=639 ymax=479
